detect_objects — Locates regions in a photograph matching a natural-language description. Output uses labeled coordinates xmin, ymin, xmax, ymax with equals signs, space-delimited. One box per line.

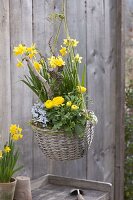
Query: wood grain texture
xmin=86 ymin=1 xmax=124 ymax=200
xmin=31 ymin=175 xmax=111 ymax=200
xmin=86 ymin=0 xmax=106 ymax=182
xmin=0 ymin=0 xmax=11 ymax=145
xmin=114 ymin=0 xmax=125 ymax=200
xmin=0 ymin=1 xmax=124 ymax=199
xmin=32 ymin=0 xmax=52 ymax=179
xmin=9 ymin=0 xmax=33 ymax=177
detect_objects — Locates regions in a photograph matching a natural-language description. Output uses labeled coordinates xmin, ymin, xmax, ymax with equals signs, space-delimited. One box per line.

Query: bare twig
xmin=25 ymin=56 xmax=53 ymax=99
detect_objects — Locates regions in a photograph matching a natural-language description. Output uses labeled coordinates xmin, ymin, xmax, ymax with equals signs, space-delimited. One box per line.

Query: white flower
xmin=31 ymin=102 xmax=48 ymax=127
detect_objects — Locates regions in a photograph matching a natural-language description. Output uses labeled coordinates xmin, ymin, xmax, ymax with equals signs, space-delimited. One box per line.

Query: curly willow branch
xmin=25 ymin=56 xmax=53 ymax=99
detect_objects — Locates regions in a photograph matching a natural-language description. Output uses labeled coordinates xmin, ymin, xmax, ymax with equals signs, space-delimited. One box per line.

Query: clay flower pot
xmin=0 ymin=177 xmax=17 ymax=200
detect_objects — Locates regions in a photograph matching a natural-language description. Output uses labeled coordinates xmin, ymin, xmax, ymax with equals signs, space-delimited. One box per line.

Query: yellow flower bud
xmin=66 ymin=101 xmax=72 ymax=107
xmin=77 ymin=86 xmax=86 ymax=93
xmin=0 ymin=150 xmax=2 ymax=158
xmin=71 ymin=105 xmax=79 ymax=110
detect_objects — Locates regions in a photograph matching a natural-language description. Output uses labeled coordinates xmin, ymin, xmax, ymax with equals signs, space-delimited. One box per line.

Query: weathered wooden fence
xmin=0 ymin=0 xmax=124 ymax=199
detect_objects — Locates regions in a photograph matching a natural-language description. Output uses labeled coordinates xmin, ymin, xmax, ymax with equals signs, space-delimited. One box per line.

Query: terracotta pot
xmin=0 ymin=178 xmax=17 ymax=200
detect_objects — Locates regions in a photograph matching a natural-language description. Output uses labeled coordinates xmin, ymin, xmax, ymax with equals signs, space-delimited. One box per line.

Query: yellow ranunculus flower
xmin=74 ymin=54 xmax=82 ymax=63
xmin=77 ymin=86 xmax=86 ymax=93
xmin=16 ymin=59 xmax=23 ymax=68
xmin=59 ymin=46 xmax=67 ymax=56
xmin=4 ymin=146 xmax=11 ymax=153
xmin=13 ymin=44 xmax=26 ymax=56
xmin=0 ymin=150 xmax=2 ymax=158
xmin=71 ymin=105 xmax=79 ymax=110
xmin=52 ymin=96 xmax=65 ymax=106
xmin=66 ymin=101 xmax=72 ymax=107
xmin=63 ymin=38 xmax=79 ymax=47
xmin=33 ymin=61 xmax=42 ymax=72
xmin=45 ymin=100 xmax=54 ymax=109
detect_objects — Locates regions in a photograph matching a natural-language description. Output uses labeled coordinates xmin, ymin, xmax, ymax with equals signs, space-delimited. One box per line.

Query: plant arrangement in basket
xmin=13 ymin=10 xmax=97 ymax=160
xmin=0 ymin=124 xmax=23 ymax=183
xmin=13 ymin=39 xmax=97 ymax=136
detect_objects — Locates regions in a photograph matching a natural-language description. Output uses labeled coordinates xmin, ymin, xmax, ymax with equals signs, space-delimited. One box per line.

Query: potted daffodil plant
xmin=13 ymin=11 xmax=97 ymax=161
xmin=0 ymin=124 xmax=23 ymax=200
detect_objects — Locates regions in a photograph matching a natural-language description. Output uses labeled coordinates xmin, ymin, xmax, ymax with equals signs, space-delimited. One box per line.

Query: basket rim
xmin=31 ymin=121 xmax=93 ymax=136
xmin=31 ymin=124 xmax=64 ymax=134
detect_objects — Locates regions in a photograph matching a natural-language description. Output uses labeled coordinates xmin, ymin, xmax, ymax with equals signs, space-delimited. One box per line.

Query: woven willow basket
xmin=32 ymin=121 xmax=94 ymax=161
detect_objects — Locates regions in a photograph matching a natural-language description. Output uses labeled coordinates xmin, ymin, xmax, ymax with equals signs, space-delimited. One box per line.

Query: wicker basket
xmin=32 ymin=121 xmax=94 ymax=161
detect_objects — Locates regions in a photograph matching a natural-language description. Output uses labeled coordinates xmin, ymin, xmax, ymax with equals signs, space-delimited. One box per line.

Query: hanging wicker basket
xmin=31 ymin=121 xmax=94 ymax=161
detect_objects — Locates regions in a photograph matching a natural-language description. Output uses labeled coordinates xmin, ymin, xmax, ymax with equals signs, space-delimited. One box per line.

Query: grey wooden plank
xmin=0 ymin=0 xmax=11 ymax=145
xmin=32 ymin=185 xmax=109 ymax=200
xmin=48 ymin=175 xmax=112 ymax=193
xmin=31 ymin=175 xmax=111 ymax=200
xmin=32 ymin=0 xmax=53 ymax=179
xmin=9 ymin=0 xmax=33 ymax=177
xmin=86 ymin=0 xmax=106 ymax=182
xmin=114 ymin=0 xmax=125 ymax=200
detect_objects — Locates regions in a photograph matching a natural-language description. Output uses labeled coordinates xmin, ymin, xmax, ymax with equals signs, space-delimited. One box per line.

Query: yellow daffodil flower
xmin=71 ymin=105 xmax=79 ymax=110
xmin=10 ymin=124 xmax=18 ymax=135
xmin=33 ymin=61 xmax=42 ymax=72
xmin=48 ymin=56 xmax=56 ymax=68
xmin=55 ymin=56 xmax=65 ymax=67
xmin=18 ymin=134 xmax=23 ymax=139
xmin=63 ymin=38 xmax=79 ymax=47
xmin=0 ymin=150 xmax=2 ymax=158
xmin=12 ymin=134 xmax=19 ymax=141
xmin=10 ymin=124 xmax=23 ymax=140
xmin=12 ymin=134 xmax=23 ymax=141
xmin=4 ymin=146 xmax=11 ymax=153
xmin=77 ymin=86 xmax=86 ymax=93
xmin=48 ymin=56 xmax=65 ymax=68
xmin=66 ymin=101 xmax=72 ymax=107
xmin=59 ymin=46 xmax=67 ymax=56
xmin=13 ymin=44 xmax=26 ymax=56
xmin=27 ymin=43 xmax=38 ymax=59
xmin=17 ymin=127 xmax=22 ymax=134
xmin=74 ymin=54 xmax=82 ymax=63
xmin=26 ymin=43 xmax=36 ymax=52
xmin=44 ymin=100 xmax=54 ymax=109
xmin=52 ymin=96 xmax=65 ymax=106
xmin=16 ymin=59 xmax=23 ymax=68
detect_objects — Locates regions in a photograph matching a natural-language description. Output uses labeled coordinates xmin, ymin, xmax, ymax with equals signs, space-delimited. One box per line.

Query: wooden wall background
xmin=0 ymin=0 xmax=124 ymax=199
